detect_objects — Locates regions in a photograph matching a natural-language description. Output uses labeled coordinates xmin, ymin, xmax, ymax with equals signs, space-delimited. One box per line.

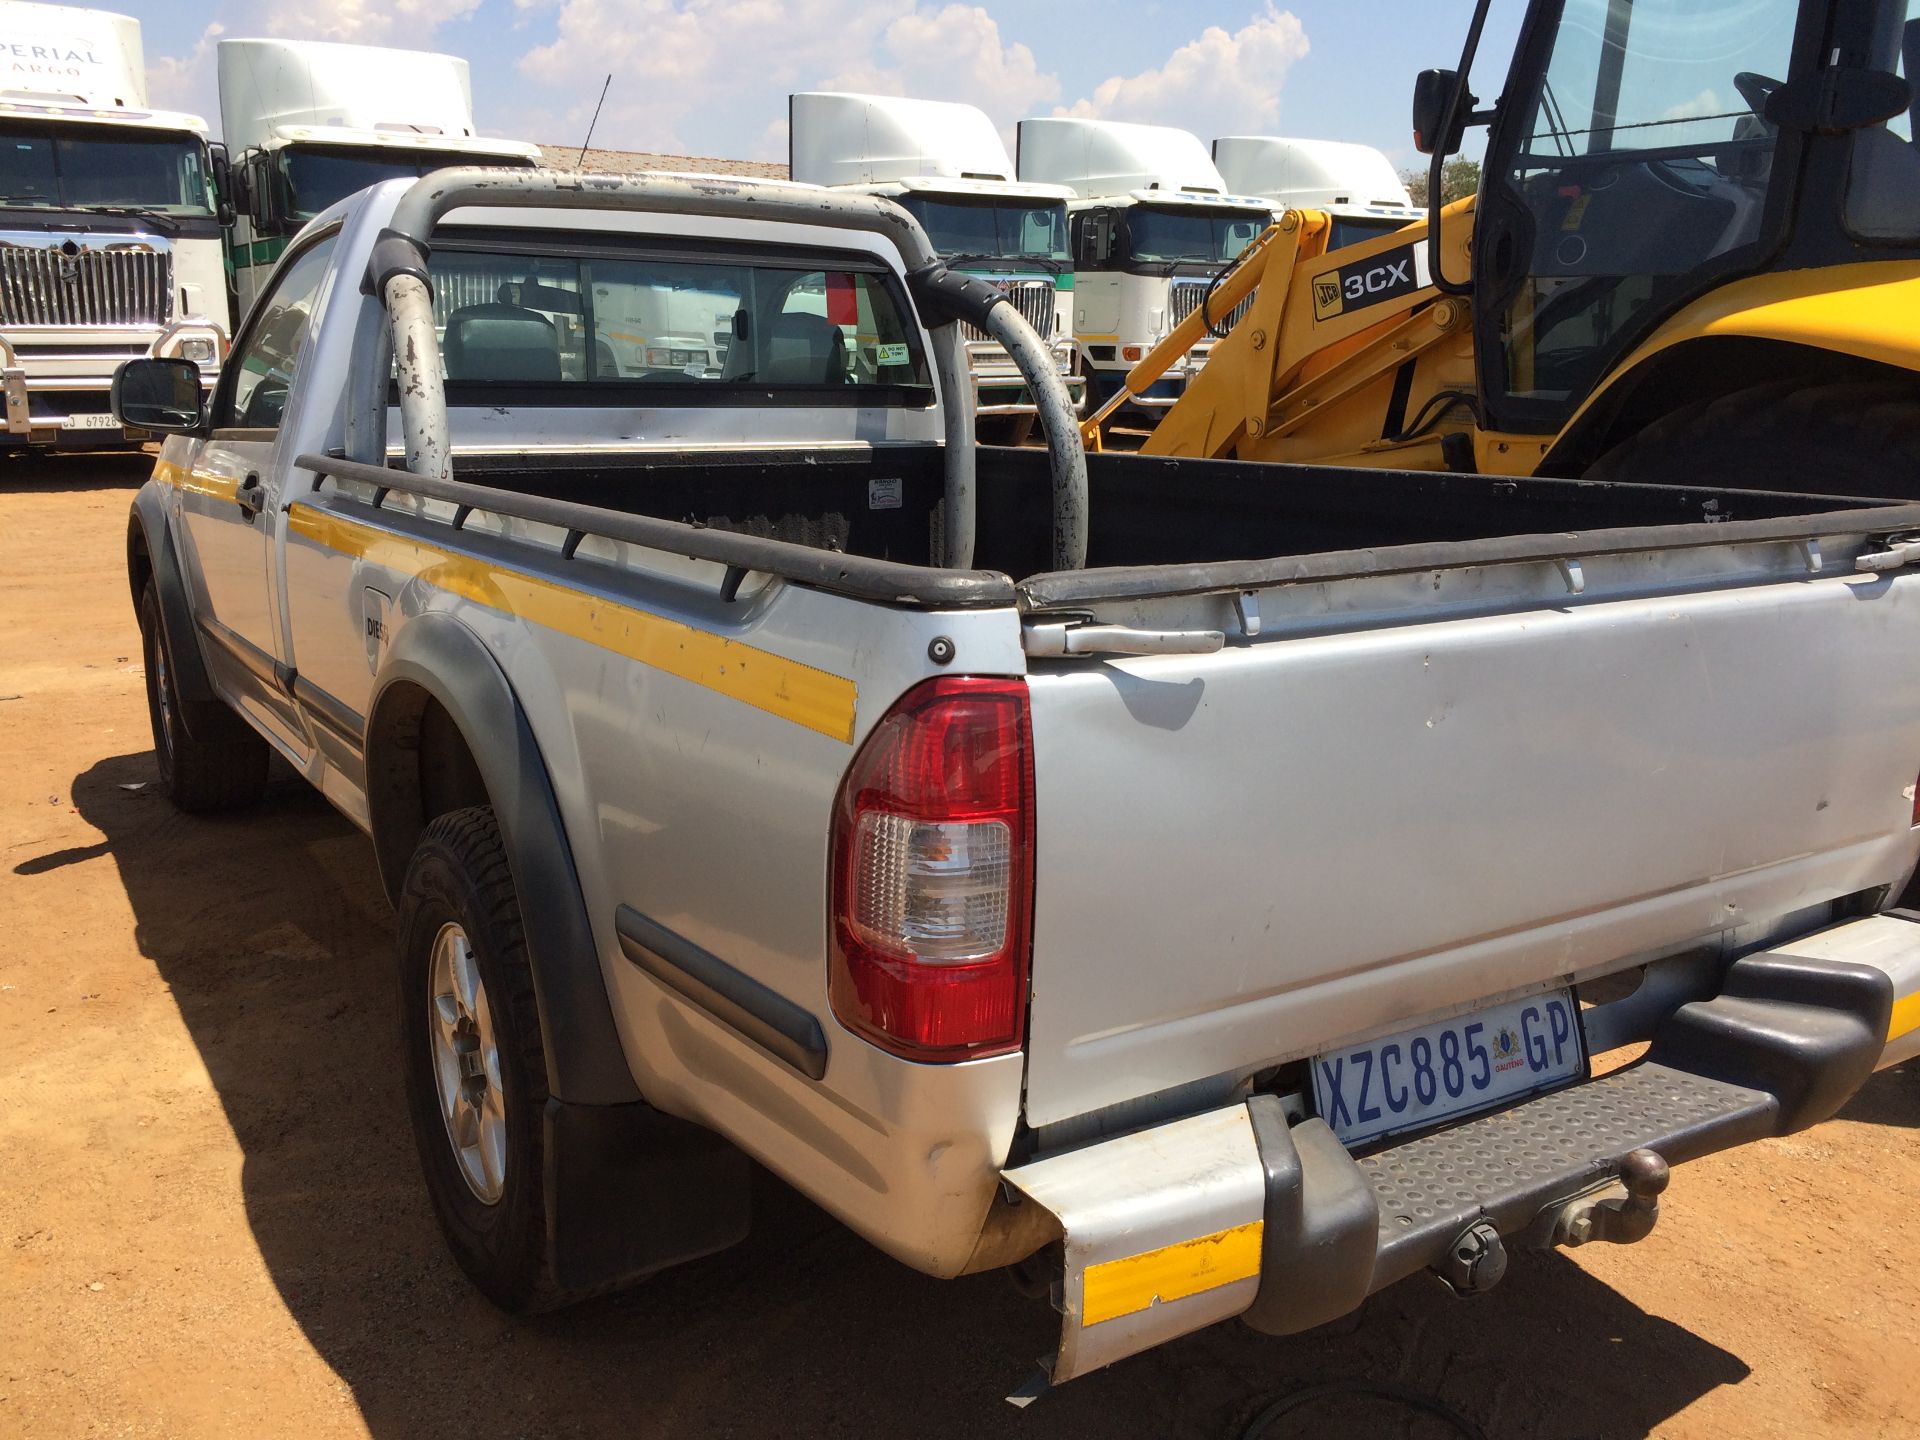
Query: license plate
xmin=1311 ymin=988 xmax=1584 ymax=1148
xmin=63 ymin=412 xmax=119 ymax=430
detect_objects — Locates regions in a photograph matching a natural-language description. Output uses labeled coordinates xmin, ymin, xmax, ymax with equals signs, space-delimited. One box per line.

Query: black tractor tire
xmin=137 ymin=581 xmax=268 ymax=812
xmin=398 ymin=806 xmax=564 ymax=1313
xmin=1585 ymin=380 xmax=1920 ymax=500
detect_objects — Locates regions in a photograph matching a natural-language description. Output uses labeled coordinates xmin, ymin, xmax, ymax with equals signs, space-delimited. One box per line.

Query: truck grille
xmin=0 ymin=242 xmax=172 ymax=327
xmin=961 ymin=278 xmax=1056 ymax=344
xmin=1171 ymin=281 xmax=1251 ymax=334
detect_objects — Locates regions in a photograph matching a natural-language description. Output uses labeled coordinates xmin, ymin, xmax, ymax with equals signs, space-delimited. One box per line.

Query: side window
xmin=1074 ymin=212 xmax=1111 ymax=266
xmin=1845 ymin=0 xmax=1920 ymax=241
xmin=218 ymin=234 xmax=339 ymax=431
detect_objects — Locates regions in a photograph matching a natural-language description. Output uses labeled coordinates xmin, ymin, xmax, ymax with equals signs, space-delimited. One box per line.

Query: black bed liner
xmin=298 ymin=447 xmax=1920 ymax=612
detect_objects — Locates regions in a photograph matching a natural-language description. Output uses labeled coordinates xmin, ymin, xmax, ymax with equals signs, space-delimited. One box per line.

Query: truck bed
xmin=443 ymin=443 xmax=1894 ymax=589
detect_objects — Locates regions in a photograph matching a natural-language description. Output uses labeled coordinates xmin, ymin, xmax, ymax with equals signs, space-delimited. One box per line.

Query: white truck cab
xmin=1212 ymin=135 xmax=1422 ymax=249
xmin=218 ymin=37 xmax=541 ymax=318
xmin=1017 ymin=116 xmax=1272 ymax=420
xmin=0 ymin=2 xmax=228 ymax=450
xmin=789 ymin=92 xmax=1083 ymax=436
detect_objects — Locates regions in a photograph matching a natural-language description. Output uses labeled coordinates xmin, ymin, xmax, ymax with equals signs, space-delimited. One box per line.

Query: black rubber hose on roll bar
xmin=909 ymin=263 xmax=1089 ymax=572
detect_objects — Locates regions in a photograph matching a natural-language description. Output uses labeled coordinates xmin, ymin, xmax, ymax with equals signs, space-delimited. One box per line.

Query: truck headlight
xmin=178 ymin=337 xmax=216 ymax=364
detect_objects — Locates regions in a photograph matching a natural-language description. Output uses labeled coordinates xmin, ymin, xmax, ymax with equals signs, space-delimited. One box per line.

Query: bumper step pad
xmin=1243 ymin=943 xmax=1894 ymax=1336
xmin=1360 ymin=1062 xmax=1773 ymax=1290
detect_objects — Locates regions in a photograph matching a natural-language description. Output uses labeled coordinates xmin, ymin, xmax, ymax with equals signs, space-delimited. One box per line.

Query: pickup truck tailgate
xmin=1021 ymin=567 xmax=1920 ymax=1128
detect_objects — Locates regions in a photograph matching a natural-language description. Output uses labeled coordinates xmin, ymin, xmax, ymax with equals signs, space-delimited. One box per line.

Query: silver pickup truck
xmin=116 ymin=169 xmax=1920 ymax=1386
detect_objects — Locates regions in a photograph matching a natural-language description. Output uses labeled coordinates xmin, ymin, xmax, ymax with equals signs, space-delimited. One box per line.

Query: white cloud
xmin=145 ymin=22 xmax=223 ymax=123
xmin=259 ymin=0 xmax=486 ymax=45
xmin=1659 ymin=88 xmax=1723 ymax=122
xmin=519 ymin=0 xmax=1059 ymax=157
xmin=145 ymin=2 xmax=1317 ymax=165
xmin=1061 ymin=4 xmax=1309 ymax=136
xmin=834 ymin=5 xmax=1058 ymax=118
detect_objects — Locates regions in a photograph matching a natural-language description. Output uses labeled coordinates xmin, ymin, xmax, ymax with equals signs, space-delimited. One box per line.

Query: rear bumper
xmin=1004 ymin=914 xmax=1919 ymax=1384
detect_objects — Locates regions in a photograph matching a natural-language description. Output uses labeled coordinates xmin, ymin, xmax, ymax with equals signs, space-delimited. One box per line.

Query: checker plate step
xmin=1359 ymin=1062 xmax=1777 ymax=1289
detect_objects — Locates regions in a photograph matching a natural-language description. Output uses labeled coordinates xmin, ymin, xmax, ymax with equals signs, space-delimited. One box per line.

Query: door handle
xmin=235 ymin=473 xmax=264 ymax=519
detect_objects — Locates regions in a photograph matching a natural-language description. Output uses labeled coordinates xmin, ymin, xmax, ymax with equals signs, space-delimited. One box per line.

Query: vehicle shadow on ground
xmin=66 ymin=747 xmax=1758 ymax=1440
xmin=0 ymin=452 xmax=155 ymax=495
xmin=1836 ymin=1062 xmax=1918 ymax=1127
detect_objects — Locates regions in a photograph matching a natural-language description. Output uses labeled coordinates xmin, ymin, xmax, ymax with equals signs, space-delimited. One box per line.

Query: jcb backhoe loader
xmin=1092 ymin=0 xmax=1920 ymax=495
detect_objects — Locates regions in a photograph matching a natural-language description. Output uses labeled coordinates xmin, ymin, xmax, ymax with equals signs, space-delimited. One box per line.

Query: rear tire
xmin=398 ymin=806 xmax=562 ymax=1312
xmin=137 ymin=581 xmax=268 ymax=812
xmin=1585 ymin=380 xmax=1920 ymax=499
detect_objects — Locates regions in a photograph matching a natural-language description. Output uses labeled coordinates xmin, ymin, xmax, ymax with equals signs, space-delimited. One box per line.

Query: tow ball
xmin=1550 ymin=1148 xmax=1671 ymax=1249
xmin=1437 ymin=1148 xmax=1672 ymax=1296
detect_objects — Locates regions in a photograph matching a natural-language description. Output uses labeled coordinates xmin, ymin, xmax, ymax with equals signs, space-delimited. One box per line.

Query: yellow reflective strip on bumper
xmin=1891 ymin=991 xmax=1920 ymax=1045
xmin=1080 ymin=1220 xmax=1264 ymax=1328
xmin=287 ymin=503 xmax=858 ymax=742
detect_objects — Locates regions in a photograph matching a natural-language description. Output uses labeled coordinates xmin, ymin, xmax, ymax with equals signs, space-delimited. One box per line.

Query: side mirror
xmin=207 ymin=142 xmax=235 ymax=227
xmin=248 ymin=159 xmax=277 ymax=233
xmin=112 ymin=358 xmax=205 ymax=434
xmin=1414 ymin=68 xmax=1472 ymax=156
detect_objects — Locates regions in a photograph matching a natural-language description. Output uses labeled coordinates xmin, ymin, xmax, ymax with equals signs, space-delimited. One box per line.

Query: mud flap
xmin=1000 ymin=1104 xmax=1266 ymax=1384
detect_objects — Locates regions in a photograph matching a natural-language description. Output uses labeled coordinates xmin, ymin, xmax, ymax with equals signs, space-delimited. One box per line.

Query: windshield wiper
xmin=75 ymin=205 xmax=181 ymax=234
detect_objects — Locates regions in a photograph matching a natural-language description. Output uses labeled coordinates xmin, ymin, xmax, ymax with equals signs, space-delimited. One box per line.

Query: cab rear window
xmin=418 ymin=238 xmax=933 ymax=400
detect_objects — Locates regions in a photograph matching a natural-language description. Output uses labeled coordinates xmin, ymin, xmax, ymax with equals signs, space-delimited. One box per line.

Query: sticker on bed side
xmin=875 ymin=342 xmax=910 ymax=366
xmin=868 ymin=477 xmax=904 ymax=510
xmin=1312 ymin=241 xmax=1424 ymax=323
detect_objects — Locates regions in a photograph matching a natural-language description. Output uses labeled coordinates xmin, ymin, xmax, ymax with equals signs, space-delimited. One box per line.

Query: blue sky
xmin=124 ymin=1 xmax=1525 ymax=170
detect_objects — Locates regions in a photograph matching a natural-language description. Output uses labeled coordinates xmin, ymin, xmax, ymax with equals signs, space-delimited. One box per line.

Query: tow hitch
xmin=1443 ymin=1146 xmax=1670 ymax=1296
xmin=1543 ymin=1146 xmax=1670 ymax=1250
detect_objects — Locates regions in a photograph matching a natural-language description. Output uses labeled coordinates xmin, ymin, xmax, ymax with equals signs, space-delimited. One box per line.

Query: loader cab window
xmin=1484 ymin=0 xmax=1801 ymax=425
xmin=1845 ymin=0 xmax=1920 ymax=241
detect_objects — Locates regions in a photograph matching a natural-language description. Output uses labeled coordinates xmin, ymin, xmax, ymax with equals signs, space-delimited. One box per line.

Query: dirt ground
xmin=1 ymin=457 xmax=1916 ymax=1440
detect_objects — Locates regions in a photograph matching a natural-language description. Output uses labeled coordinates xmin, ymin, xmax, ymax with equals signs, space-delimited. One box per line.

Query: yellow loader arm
xmin=1086 ymin=198 xmax=1480 ymax=470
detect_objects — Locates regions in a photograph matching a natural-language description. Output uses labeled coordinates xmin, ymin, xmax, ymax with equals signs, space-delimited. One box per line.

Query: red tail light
xmin=829 ymin=676 xmax=1035 ymax=1061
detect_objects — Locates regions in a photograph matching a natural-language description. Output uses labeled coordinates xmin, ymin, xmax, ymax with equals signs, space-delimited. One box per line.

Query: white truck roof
xmin=0 ymin=1 xmax=143 ymax=107
xmin=1212 ymin=136 xmax=1415 ymax=211
xmin=788 ymin=92 xmax=1070 ymax=202
xmin=217 ymin=37 xmax=540 ymax=161
xmin=1017 ymin=117 xmax=1266 ymax=207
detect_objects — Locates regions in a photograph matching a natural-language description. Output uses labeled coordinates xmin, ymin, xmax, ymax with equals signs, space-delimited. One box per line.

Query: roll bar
xmin=366 ymin=167 xmax=1088 ymax=571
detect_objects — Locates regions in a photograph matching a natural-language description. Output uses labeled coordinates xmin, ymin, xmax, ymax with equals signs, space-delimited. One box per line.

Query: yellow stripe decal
xmin=1080 ymin=1220 xmax=1264 ymax=1328
xmin=1891 ymin=991 xmax=1920 ymax=1045
xmin=155 ymin=456 xmax=240 ymax=504
xmin=284 ymin=502 xmax=858 ymax=742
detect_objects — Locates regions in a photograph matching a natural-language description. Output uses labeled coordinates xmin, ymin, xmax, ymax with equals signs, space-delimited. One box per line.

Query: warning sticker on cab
xmin=1311 ymin=242 xmax=1428 ymax=323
